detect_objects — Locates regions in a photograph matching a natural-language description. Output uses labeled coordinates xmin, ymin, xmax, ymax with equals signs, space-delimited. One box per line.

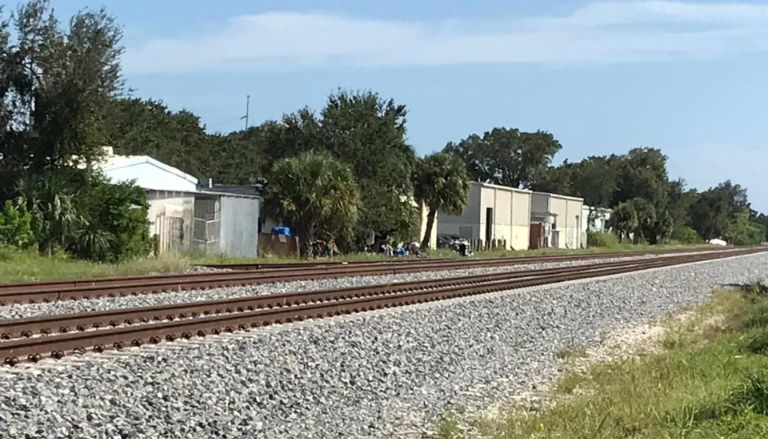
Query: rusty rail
xmin=0 ymin=246 xmax=739 ymax=305
xmin=0 ymin=257 xmax=664 ymax=339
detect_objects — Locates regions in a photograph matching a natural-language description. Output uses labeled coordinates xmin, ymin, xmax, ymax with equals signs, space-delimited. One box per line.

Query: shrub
xmin=746 ymin=330 xmax=768 ymax=355
xmin=670 ymin=225 xmax=702 ymax=244
xmin=0 ymin=199 xmax=36 ymax=249
xmin=728 ymin=214 xmax=764 ymax=246
xmin=71 ymin=175 xmax=150 ymax=262
xmin=730 ymin=374 xmax=768 ymax=415
xmin=587 ymin=231 xmax=620 ymax=248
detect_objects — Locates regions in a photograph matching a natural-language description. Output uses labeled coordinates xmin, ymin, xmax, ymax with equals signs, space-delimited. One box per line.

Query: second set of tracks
xmin=0 ymin=246 xmax=739 ymax=305
xmin=0 ymin=247 xmax=763 ymax=365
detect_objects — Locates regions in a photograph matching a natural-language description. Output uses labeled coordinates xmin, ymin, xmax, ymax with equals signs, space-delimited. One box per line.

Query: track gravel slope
xmin=1 ymin=253 xmax=766 ymax=438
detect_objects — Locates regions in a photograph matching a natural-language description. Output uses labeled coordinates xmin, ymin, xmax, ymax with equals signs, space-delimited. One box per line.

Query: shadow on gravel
xmin=723 ymin=282 xmax=768 ymax=296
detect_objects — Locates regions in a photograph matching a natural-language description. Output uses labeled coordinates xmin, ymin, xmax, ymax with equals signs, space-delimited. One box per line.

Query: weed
xmin=434 ymin=411 xmax=462 ymax=439
xmin=745 ymin=330 xmax=768 ymax=355
xmin=739 ymin=281 xmax=768 ymax=297
xmin=730 ymin=374 xmax=768 ymax=415
xmin=555 ymin=371 xmax=588 ymax=394
xmin=555 ymin=344 xmax=588 ymax=360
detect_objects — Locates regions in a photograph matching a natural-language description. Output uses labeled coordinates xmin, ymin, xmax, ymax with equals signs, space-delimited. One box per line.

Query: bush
xmin=71 ymin=175 xmax=151 ymax=262
xmin=728 ymin=214 xmax=764 ymax=246
xmin=587 ymin=231 xmax=620 ymax=248
xmin=0 ymin=199 xmax=36 ymax=249
xmin=670 ymin=225 xmax=702 ymax=244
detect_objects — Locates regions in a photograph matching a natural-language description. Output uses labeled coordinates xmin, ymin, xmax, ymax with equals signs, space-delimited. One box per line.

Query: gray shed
xmin=193 ymin=190 xmax=261 ymax=258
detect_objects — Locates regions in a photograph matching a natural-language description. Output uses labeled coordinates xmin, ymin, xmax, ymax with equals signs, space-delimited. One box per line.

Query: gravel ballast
xmin=1 ymin=252 xmax=766 ymax=438
xmin=0 ymin=254 xmax=670 ymax=320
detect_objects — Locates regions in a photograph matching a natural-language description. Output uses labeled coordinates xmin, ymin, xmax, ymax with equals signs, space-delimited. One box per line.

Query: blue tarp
xmin=271 ymin=226 xmax=292 ymax=237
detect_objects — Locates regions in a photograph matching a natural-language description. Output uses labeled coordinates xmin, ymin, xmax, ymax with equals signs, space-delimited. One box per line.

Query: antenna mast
xmin=241 ymin=94 xmax=250 ymax=130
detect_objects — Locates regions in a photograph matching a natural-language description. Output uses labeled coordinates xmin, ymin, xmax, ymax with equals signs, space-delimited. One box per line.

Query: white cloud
xmin=123 ymin=1 xmax=768 ymax=74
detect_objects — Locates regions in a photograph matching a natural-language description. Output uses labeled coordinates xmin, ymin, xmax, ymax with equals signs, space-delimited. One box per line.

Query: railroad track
xmin=0 ymin=246 xmax=739 ymax=305
xmin=196 ymin=246 xmax=727 ymax=270
xmin=0 ymin=247 xmax=763 ymax=365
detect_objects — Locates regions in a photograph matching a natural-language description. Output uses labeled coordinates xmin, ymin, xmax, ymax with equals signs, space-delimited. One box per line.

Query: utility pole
xmin=241 ymin=94 xmax=250 ymax=130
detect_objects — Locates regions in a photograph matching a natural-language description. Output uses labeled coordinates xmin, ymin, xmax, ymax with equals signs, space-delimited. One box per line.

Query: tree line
xmin=0 ymin=1 xmax=764 ymax=262
xmin=0 ymin=1 xmax=151 ymax=261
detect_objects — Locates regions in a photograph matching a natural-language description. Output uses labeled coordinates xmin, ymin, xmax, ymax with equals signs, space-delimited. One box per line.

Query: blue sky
xmin=21 ymin=0 xmax=768 ymax=211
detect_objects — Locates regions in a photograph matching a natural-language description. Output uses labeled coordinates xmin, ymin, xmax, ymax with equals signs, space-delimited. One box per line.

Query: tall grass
xmin=0 ymin=247 xmax=188 ymax=283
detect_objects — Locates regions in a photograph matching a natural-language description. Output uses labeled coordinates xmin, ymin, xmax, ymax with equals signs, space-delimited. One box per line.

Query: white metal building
xmin=531 ymin=192 xmax=584 ymax=249
xmin=437 ymin=182 xmax=532 ymax=250
xmin=100 ymin=148 xmax=260 ymax=257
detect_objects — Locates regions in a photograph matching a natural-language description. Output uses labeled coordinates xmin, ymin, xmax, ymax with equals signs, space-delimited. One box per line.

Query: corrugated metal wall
xmin=146 ymin=191 xmax=195 ymax=253
xmin=219 ymin=196 xmax=260 ymax=257
xmin=193 ymin=198 xmax=220 ymax=254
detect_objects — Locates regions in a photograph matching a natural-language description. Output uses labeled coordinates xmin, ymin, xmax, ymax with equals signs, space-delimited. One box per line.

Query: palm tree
xmin=16 ymin=173 xmax=83 ymax=256
xmin=264 ymin=150 xmax=360 ymax=258
xmin=610 ymin=202 xmax=638 ymax=242
xmin=413 ymin=153 xmax=470 ymax=249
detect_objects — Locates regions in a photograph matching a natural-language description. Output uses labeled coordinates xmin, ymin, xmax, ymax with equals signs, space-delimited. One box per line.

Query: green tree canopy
xmin=99 ymin=98 xmax=223 ymax=180
xmin=726 ymin=212 xmax=764 ymax=246
xmin=690 ymin=180 xmax=754 ymax=242
xmin=245 ymin=91 xmax=417 ymax=243
xmin=0 ymin=0 xmax=122 ymax=196
xmin=264 ymin=150 xmax=360 ymax=258
xmin=444 ymin=128 xmax=562 ymax=189
xmin=412 ymin=153 xmax=470 ymax=249
xmin=318 ymin=90 xmax=416 ymax=241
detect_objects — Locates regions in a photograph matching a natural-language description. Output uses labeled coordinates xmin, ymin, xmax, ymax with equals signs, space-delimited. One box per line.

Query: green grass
xmin=439 ymin=284 xmax=768 ymax=438
xmin=0 ymin=247 xmax=188 ymax=283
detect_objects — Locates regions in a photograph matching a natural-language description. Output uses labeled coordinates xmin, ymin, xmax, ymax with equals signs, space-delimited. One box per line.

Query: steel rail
xmin=0 ymin=247 xmax=739 ymax=305
xmin=196 ymin=246 xmax=726 ymax=270
xmin=0 ymin=247 xmax=763 ymax=365
xmin=0 ymin=256 xmax=676 ymax=340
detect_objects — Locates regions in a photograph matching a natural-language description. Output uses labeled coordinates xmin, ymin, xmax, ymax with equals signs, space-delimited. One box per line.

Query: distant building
xmin=437 ymin=182 xmax=531 ymax=250
xmin=531 ymin=192 xmax=584 ymax=249
xmin=100 ymin=147 xmax=260 ymax=257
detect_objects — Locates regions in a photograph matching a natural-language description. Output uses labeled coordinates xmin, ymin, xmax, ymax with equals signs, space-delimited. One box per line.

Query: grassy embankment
xmin=437 ymin=283 xmax=768 ymax=438
xmin=0 ymin=243 xmax=706 ymax=283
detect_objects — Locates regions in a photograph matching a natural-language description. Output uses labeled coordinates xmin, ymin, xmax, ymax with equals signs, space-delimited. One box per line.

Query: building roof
xmin=532 ymin=191 xmax=584 ymax=202
xmin=104 ymin=155 xmax=198 ymax=186
xmin=198 ymin=184 xmax=260 ymax=197
xmin=470 ymin=181 xmax=532 ymax=194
